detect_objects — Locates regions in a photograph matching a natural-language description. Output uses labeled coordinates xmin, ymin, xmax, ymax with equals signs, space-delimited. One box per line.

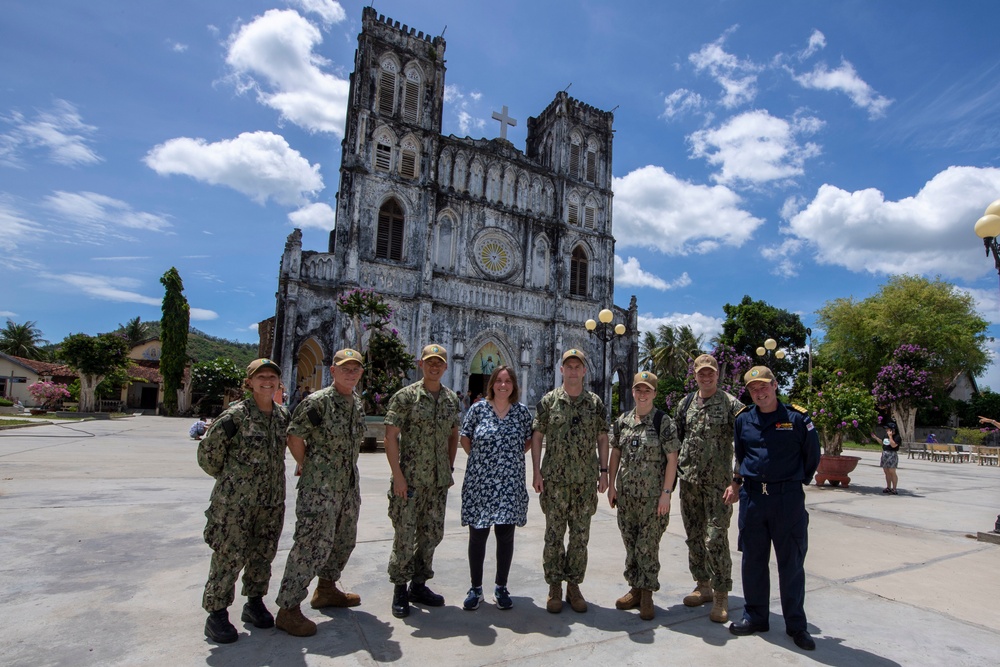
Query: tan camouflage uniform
xmin=676 ymin=390 xmax=744 ymax=592
xmin=384 ymin=381 xmax=461 ymax=585
xmin=275 ymin=385 xmax=365 ymax=608
xmin=198 ymin=399 xmax=290 ymax=612
xmin=533 ymin=387 xmax=608 ymax=585
xmin=611 ymin=409 xmax=681 ymax=591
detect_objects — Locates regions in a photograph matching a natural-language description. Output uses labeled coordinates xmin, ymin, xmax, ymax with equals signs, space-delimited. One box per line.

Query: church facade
xmin=268 ymin=7 xmax=638 ymax=410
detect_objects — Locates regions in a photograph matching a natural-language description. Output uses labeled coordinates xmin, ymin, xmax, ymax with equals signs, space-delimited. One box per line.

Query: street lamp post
xmin=585 ymin=308 xmax=626 ymax=409
xmin=973 ymin=198 xmax=1000 ymax=537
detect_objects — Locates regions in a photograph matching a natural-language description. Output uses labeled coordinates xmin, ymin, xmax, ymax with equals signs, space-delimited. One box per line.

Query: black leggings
xmin=468 ymin=524 xmax=515 ymax=587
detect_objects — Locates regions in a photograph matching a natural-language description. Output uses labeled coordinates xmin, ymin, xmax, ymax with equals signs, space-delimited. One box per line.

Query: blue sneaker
xmin=463 ymin=586 xmax=483 ymax=611
xmin=494 ymin=586 xmax=513 ymax=610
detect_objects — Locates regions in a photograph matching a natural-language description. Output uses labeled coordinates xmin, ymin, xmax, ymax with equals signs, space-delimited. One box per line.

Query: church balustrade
xmin=358 ymin=265 xmax=420 ymax=295
xmin=301 ymin=255 xmax=339 ymax=282
xmin=430 ymin=277 xmax=550 ymax=318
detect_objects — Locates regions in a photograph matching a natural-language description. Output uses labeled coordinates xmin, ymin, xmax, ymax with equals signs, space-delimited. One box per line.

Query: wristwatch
xmin=600 ymin=467 xmax=609 ymax=473
xmin=732 ymin=475 xmax=743 ymax=485
xmin=662 ymin=489 xmax=671 ymax=495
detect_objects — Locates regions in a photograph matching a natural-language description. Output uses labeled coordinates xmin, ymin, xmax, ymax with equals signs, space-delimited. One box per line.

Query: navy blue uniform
xmin=734 ymin=402 xmax=820 ymax=633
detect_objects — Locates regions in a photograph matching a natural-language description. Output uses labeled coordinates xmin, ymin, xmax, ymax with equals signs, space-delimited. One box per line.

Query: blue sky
xmin=3 ymin=1 xmax=1000 ymax=387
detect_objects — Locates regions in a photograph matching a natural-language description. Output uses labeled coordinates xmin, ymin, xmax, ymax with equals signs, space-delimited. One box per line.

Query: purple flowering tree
xmin=664 ymin=344 xmax=752 ymax=410
xmin=810 ymin=371 xmax=879 ymax=456
xmin=336 ymin=288 xmax=414 ymax=415
xmin=872 ymin=344 xmax=934 ymax=445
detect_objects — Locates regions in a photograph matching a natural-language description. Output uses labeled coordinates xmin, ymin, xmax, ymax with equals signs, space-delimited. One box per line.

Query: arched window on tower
xmin=570 ymin=246 xmax=588 ymax=296
xmin=373 ymin=128 xmax=394 ymax=173
xmin=586 ymin=137 xmax=599 ymax=184
xmin=377 ymin=58 xmax=398 ymax=116
xmin=400 ymin=136 xmax=419 ymax=179
xmin=569 ymin=132 xmax=583 ymax=179
xmin=402 ymin=67 xmax=421 ymax=123
xmin=376 ymin=199 xmax=404 ymax=261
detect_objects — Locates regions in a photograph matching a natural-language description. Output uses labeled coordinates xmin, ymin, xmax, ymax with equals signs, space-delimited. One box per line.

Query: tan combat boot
xmin=275 ymin=605 xmax=317 ymax=637
xmin=546 ymin=583 xmax=563 ymax=613
xmin=565 ymin=582 xmax=588 ymax=613
xmin=310 ymin=577 xmax=361 ymax=608
xmin=639 ymin=589 xmax=655 ymax=621
xmin=682 ymin=580 xmax=713 ymax=607
xmin=709 ymin=590 xmax=729 ymax=623
xmin=615 ymin=587 xmax=642 ymax=610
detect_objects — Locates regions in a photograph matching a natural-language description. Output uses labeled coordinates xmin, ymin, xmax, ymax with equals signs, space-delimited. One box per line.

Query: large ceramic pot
xmin=814 ymin=454 xmax=861 ymax=487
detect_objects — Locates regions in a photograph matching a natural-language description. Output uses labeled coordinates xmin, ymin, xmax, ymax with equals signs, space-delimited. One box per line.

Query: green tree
xmin=0 ymin=320 xmax=49 ymax=360
xmin=336 ymin=288 xmax=414 ymax=415
xmin=191 ymin=358 xmax=244 ymax=407
xmin=642 ymin=324 xmax=705 ymax=378
xmin=58 ymin=333 xmax=130 ymax=413
xmin=160 ymin=268 xmax=190 ymax=415
xmin=718 ymin=295 xmax=808 ymax=388
xmin=117 ymin=316 xmax=152 ymax=348
xmin=816 ymin=275 xmax=990 ymax=388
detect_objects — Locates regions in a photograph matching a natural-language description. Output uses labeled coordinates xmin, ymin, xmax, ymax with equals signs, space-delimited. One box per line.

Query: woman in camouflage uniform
xmin=607 ymin=371 xmax=680 ymax=620
xmin=197 ymin=359 xmax=290 ymax=644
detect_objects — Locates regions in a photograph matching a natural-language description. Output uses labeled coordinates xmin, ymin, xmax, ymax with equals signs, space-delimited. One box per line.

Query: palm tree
xmin=118 ymin=316 xmax=152 ymax=348
xmin=0 ymin=320 xmax=49 ymax=360
xmin=644 ymin=324 xmax=706 ymax=378
xmin=639 ymin=331 xmax=659 ymax=371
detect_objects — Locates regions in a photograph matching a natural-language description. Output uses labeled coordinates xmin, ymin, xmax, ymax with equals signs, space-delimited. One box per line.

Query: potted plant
xmin=809 ymin=371 xmax=878 ymax=487
xmin=336 ymin=288 xmax=415 ymax=450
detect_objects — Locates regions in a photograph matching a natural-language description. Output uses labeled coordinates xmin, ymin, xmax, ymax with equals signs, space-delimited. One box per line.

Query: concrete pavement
xmin=1 ymin=416 xmax=998 ymax=666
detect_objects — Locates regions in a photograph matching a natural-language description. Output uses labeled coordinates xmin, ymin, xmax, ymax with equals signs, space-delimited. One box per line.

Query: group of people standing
xmin=196 ymin=345 xmax=820 ymax=653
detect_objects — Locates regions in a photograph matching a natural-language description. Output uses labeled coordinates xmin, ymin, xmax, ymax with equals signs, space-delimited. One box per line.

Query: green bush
xmin=0 ymin=397 xmax=13 ymax=407
xmin=953 ymin=427 xmax=992 ymax=446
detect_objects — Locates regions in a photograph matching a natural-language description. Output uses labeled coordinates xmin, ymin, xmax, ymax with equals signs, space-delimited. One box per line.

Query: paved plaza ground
xmin=1 ymin=415 xmax=998 ymax=666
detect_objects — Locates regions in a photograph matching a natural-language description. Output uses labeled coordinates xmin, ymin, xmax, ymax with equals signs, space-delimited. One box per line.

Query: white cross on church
xmin=491 ymin=105 xmax=517 ymax=140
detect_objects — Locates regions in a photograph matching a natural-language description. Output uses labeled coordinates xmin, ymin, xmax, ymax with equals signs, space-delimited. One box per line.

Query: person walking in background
xmin=873 ymin=422 xmax=901 ymax=495
xmin=383 ymin=344 xmax=461 ymax=618
xmin=273 ymin=349 xmax=366 ymax=637
xmin=459 ymin=366 xmax=532 ymax=611
xmin=530 ymin=349 xmax=609 ymax=614
xmin=675 ymin=354 xmax=744 ymax=623
xmin=607 ymin=371 xmax=679 ymax=620
xmin=197 ymin=359 xmax=289 ymax=644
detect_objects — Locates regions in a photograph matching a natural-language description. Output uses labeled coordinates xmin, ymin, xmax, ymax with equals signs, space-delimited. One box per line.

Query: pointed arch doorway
xmin=467 ymin=342 xmax=506 ymax=402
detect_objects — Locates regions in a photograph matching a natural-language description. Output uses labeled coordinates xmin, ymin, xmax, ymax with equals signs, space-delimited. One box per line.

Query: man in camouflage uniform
xmin=198 ymin=358 xmax=290 ymax=644
xmin=676 ymin=354 xmax=745 ymax=622
xmin=274 ymin=349 xmax=366 ymax=637
xmin=608 ymin=371 xmax=680 ymax=620
xmin=384 ymin=343 xmax=461 ymax=618
xmin=530 ymin=349 xmax=609 ymax=613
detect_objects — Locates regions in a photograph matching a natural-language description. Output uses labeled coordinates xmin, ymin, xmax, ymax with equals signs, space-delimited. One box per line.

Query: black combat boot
xmin=205 ymin=608 xmax=238 ymax=643
xmin=391 ymin=583 xmax=410 ymax=618
xmin=408 ymin=581 xmax=445 ymax=606
xmin=241 ymin=596 xmax=275 ymax=628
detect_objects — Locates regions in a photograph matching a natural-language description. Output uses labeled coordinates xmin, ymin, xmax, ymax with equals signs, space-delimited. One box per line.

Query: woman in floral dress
xmin=459 ymin=366 xmax=532 ymax=611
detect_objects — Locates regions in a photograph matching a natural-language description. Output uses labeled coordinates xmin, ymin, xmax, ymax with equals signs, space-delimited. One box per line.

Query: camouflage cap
xmin=632 ymin=370 xmax=658 ymax=390
xmin=693 ymin=354 xmax=719 ymax=373
xmin=561 ymin=348 xmax=587 ymax=364
xmin=421 ymin=344 xmax=448 ymax=363
xmin=333 ymin=348 xmax=364 ymax=366
xmin=744 ymin=366 xmax=776 ymax=386
xmin=247 ymin=358 xmax=281 ymax=378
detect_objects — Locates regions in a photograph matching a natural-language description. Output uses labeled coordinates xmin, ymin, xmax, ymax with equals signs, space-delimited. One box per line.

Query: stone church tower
xmin=269 ymin=7 xmax=638 ymax=410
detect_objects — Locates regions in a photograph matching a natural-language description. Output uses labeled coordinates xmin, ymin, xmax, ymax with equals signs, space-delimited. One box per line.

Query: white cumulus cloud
xmin=799 ymin=30 xmax=826 ymax=59
xmin=637 ymin=312 xmax=725 ymax=344
xmin=227 ymin=9 xmax=349 ymax=135
xmin=613 ymin=165 xmax=765 ymax=255
xmin=42 ymin=192 xmax=171 ymax=238
xmin=614 ymin=255 xmax=691 ymax=291
xmin=661 ymin=89 xmax=705 ymax=120
xmin=689 ymin=29 xmax=761 ymax=108
xmin=689 ymin=110 xmax=823 ymax=187
xmin=289 ymin=201 xmax=336 ymax=230
xmin=0 ymin=99 xmax=101 ymax=167
xmin=287 ymin=0 xmax=346 ymax=27
xmin=0 ymin=196 xmax=45 ymax=250
xmin=144 ymin=131 xmax=323 ymax=206
xmin=787 ymin=166 xmax=1000 ymax=281
xmin=792 ymin=59 xmax=892 ymax=119
xmin=759 ymin=238 xmax=806 ymax=278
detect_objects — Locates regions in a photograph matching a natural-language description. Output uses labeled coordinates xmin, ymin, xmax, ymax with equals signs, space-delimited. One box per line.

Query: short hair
xmin=485 ymin=365 xmax=519 ymax=403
